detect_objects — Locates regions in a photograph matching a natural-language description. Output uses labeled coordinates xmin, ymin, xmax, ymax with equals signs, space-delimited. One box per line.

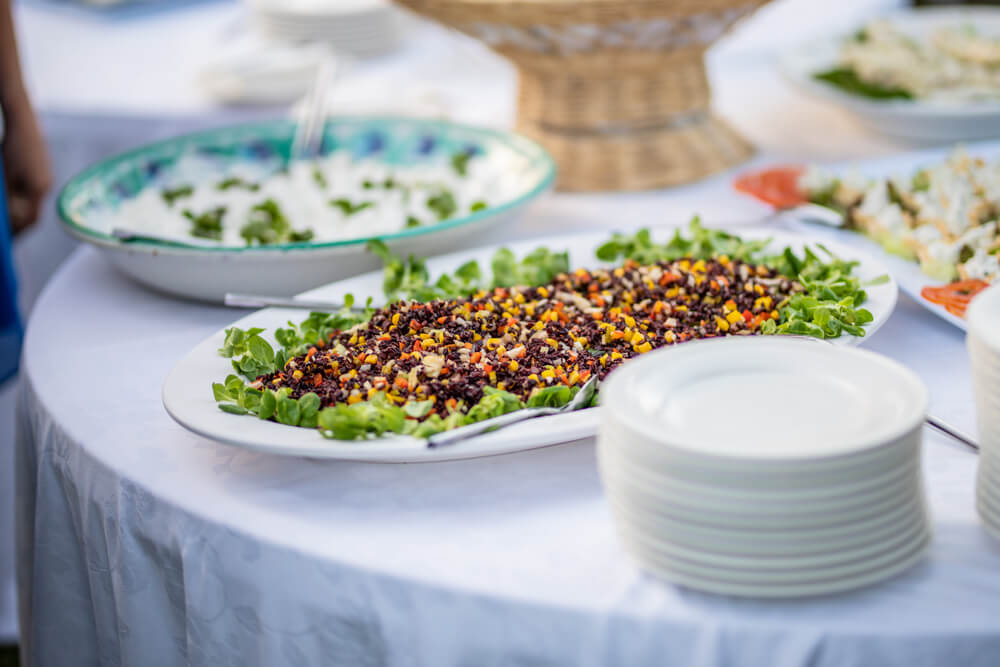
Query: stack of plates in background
xmin=246 ymin=0 xmax=401 ymax=58
xmin=966 ymin=286 xmax=1000 ymax=541
xmin=598 ymin=337 xmax=931 ymax=598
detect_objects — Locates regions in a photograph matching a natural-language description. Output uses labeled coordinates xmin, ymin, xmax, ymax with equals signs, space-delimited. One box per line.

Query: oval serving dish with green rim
xmin=58 ymin=116 xmax=556 ymax=302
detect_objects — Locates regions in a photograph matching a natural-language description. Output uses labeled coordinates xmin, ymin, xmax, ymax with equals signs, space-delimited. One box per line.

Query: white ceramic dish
xmin=601 ymin=435 xmax=919 ymax=502
xmin=604 ymin=480 xmax=922 ymax=553
xmin=779 ymin=7 xmax=1000 ymax=142
xmin=599 ymin=337 xmax=926 ymax=462
xmin=601 ymin=462 xmax=920 ymax=531
xmin=967 ymin=286 xmax=1000 ymax=538
xmin=623 ymin=526 xmax=930 ymax=597
xmin=599 ymin=450 xmax=920 ymax=518
xmin=162 ymin=226 xmax=897 ymax=463
xmin=58 ymin=117 xmax=555 ymax=302
xmin=601 ymin=406 xmax=918 ymax=481
xmin=614 ymin=500 xmax=927 ymax=573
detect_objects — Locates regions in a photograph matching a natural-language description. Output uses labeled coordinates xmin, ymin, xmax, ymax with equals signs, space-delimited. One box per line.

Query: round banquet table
xmin=15 ymin=239 xmax=1000 ymax=667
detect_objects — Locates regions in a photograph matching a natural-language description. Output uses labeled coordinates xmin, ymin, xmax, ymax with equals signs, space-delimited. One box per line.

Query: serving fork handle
xmin=426 ymin=407 xmax=559 ymax=448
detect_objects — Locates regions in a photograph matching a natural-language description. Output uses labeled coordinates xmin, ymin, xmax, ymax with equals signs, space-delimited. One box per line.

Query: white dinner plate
xmin=604 ymin=479 xmax=922 ymax=553
xmin=613 ymin=499 xmax=927 ymax=572
xmin=162 ymin=226 xmax=898 ymax=462
xmin=599 ymin=337 xmax=925 ymax=462
xmin=601 ymin=462 xmax=921 ymax=532
xmin=620 ymin=518 xmax=930 ymax=596
xmin=601 ymin=406 xmax=919 ymax=480
xmin=598 ymin=450 xmax=921 ymax=519
xmin=779 ymin=7 xmax=1000 ymax=142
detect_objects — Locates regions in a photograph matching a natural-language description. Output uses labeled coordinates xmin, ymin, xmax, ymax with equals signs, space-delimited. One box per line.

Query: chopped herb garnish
xmin=182 ymin=206 xmax=226 ymax=240
xmin=405 ymin=216 xmax=422 ymax=228
xmin=240 ymin=198 xmax=312 ymax=245
xmin=330 ymin=199 xmax=375 ymax=216
xmin=451 ymin=152 xmax=472 ymax=177
xmin=427 ymin=189 xmax=458 ymax=220
xmin=470 ymin=201 xmax=488 ymax=212
xmin=216 ymin=177 xmax=260 ymax=192
xmin=312 ymin=166 xmax=327 ymax=189
xmin=813 ymin=67 xmax=913 ymax=101
xmin=161 ymin=185 xmax=194 ymax=206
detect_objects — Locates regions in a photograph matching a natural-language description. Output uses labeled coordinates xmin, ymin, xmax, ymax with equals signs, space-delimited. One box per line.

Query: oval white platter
xmin=162 ymin=226 xmax=898 ymax=463
xmin=779 ymin=7 xmax=1000 ymax=143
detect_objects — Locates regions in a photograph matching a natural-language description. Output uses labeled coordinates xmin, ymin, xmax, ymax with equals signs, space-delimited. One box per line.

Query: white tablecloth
xmin=15 ymin=236 xmax=1000 ymax=667
xmin=15 ymin=0 xmax=1000 ymax=664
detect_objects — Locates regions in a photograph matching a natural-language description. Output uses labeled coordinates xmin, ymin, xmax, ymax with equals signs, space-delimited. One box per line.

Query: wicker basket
xmin=396 ymin=0 xmax=769 ymax=191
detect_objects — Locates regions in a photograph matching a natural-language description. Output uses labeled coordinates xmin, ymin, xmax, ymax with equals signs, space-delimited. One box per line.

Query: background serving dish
xmin=162 ymin=226 xmax=898 ymax=463
xmin=780 ymin=7 xmax=1000 ymax=142
xmin=57 ymin=116 xmax=556 ymax=302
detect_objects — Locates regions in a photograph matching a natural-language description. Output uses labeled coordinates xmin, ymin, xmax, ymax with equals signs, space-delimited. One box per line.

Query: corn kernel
xmin=726 ymin=310 xmax=743 ymax=325
xmin=292 ymin=370 xmax=304 ymax=380
xmin=508 ymin=360 xmax=519 ymax=372
xmin=715 ymin=316 xmax=730 ymax=332
xmin=635 ymin=341 xmax=653 ymax=353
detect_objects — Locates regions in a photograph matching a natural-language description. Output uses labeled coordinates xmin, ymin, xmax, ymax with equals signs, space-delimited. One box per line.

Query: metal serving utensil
xmin=224 ymin=293 xmax=369 ymax=312
xmin=426 ymin=376 xmax=599 ymax=448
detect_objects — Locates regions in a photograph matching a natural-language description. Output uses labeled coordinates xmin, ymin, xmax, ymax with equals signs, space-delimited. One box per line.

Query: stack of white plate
xmin=966 ymin=286 xmax=1000 ymax=541
xmin=598 ymin=337 xmax=931 ymax=598
xmin=246 ymin=0 xmax=400 ymax=57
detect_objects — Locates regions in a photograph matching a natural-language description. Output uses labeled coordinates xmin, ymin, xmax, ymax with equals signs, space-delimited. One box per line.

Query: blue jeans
xmin=0 ymin=162 xmax=22 ymax=385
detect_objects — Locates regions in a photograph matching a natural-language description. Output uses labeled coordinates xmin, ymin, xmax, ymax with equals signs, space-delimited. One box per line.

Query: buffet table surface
xmin=16 ymin=226 xmax=1000 ymax=667
xmin=15 ymin=0 xmax=1000 ymax=665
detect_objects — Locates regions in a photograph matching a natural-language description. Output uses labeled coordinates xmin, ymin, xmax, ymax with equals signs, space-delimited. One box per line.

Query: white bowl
xmin=57 ymin=117 xmax=556 ymax=302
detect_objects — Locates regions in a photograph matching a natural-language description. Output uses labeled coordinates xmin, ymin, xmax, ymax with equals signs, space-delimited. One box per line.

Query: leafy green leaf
xmin=330 ymin=199 xmax=375 ymax=216
xmin=275 ymin=394 xmax=301 ymax=426
xmin=216 ymin=176 xmax=260 ymax=192
xmin=258 ymin=390 xmax=277 ymax=420
xmin=426 ymin=190 xmax=457 ymax=220
xmin=240 ymin=199 xmax=311 ymax=246
xmin=248 ymin=335 xmax=275 ymax=366
xmin=451 ymin=152 xmax=472 ymax=177
xmin=813 ymin=67 xmax=913 ymax=100
xmin=182 ymin=206 xmax=226 ymax=240
xmin=161 ymin=184 xmax=194 ymax=206
xmin=403 ymin=400 xmax=434 ymax=418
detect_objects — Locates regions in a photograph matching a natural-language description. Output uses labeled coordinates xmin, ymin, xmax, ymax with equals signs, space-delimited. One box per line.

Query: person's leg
xmin=0 ymin=156 xmax=22 ymax=648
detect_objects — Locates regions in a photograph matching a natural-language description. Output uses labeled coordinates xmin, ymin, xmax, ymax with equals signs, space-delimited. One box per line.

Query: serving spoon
xmin=426 ymin=376 xmax=599 ymax=448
